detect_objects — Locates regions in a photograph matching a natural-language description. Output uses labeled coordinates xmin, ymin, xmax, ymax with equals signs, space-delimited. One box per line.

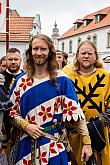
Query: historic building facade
xmin=58 ymin=6 xmax=110 ymax=63
xmin=0 ymin=9 xmax=41 ymax=66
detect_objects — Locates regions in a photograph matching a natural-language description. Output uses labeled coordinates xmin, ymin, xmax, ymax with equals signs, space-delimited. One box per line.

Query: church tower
xmin=51 ymin=21 xmax=60 ymax=49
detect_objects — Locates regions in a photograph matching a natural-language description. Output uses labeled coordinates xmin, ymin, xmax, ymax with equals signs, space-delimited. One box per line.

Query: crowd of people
xmin=0 ymin=34 xmax=109 ymax=165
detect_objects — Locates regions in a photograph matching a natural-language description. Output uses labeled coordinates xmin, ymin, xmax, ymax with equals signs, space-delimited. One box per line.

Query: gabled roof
xmin=9 ymin=9 xmax=19 ymax=17
xmin=60 ymin=6 xmax=110 ymax=39
xmin=0 ymin=9 xmax=34 ymax=42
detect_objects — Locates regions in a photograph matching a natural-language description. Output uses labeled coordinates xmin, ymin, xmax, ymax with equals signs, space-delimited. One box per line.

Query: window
xmin=74 ymin=23 xmax=78 ymax=30
xmin=95 ymin=15 xmax=100 ymax=23
xmin=107 ymin=33 xmax=110 ymax=47
xmin=87 ymin=35 xmax=91 ymax=40
xmin=77 ymin=37 xmax=81 ymax=46
xmin=83 ymin=19 xmax=92 ymax=27
xmin=95 ymin=14 xmax=106 ymax=23
xmin=33 ymin=25 xmax=36 ymax=29
xmin=62 ymin=42 xmax=64 ymax=51
xmin=69 ymin=40 xmax=72 ymax=53
xmin=83 ymin=20 xmax=87 ymax=27
xmin=74 ymin=22 xmax=82 ymax=30
xmin=93 ymin=35 xmax=97 ymax=46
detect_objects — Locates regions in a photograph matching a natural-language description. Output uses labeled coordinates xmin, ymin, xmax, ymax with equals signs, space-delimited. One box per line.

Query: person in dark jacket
xmin=2 ymin=48 xmax=23 ymax=159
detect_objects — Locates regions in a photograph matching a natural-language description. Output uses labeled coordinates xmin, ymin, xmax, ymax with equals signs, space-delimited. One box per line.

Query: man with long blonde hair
xmin=63 ymin=40 xmax=110 ymax=165
xmin=9 ymin=35 xmax=92 ymax=165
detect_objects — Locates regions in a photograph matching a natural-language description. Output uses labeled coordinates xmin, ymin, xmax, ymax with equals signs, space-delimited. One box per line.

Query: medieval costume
xmin=63 ymin=63 xmax=110 ymax=165
xmin=9 ymin=71 xmax=90 ymax=165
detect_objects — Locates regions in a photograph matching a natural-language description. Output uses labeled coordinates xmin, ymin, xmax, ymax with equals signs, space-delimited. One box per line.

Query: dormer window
xmin=83 ymin=19 xmax=92 ymax=27
xmin=73 ymin=19 xmax=83 ymax=30
xmin=95 ymin=14 xmax=106 ymax=23
xmin=74 ymin=23 xmax=78 ymax=30
xmin=74 ymin=22 xmax=82 ymax=30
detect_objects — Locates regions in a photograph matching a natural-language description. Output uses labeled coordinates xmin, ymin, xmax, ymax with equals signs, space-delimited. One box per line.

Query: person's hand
xmin=24 ymin=123 xmax=45 ymax=139
xmin=81 ymin=144 xmax=92 ymax=162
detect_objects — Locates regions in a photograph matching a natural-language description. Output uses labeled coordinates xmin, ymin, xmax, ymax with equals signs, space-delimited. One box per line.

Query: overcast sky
xmin=10 ymin=0 xmax=110 ymax=37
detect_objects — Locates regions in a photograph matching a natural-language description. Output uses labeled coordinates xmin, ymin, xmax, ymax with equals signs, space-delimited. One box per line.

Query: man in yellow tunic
xmin=63 ymin=40 xmax=110 ymax=165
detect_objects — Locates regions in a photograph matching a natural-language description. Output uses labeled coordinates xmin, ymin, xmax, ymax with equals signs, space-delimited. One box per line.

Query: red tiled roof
xmin=0 ymin=10 xmax=34 ymax=42
xmin=74 ymin=19 xmax=83 ymax=23
xmin=60 ymin=6 xmax=110 ymax=39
